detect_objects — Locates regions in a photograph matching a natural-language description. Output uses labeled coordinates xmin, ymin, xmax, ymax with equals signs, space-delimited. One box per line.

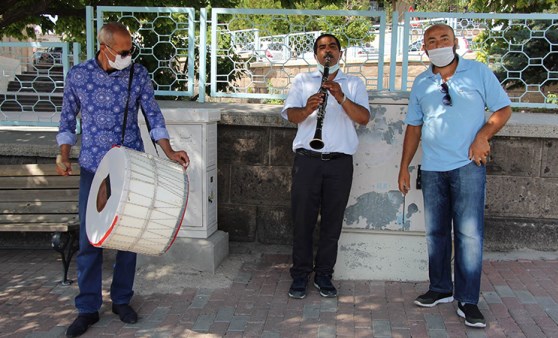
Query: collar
xmin=427 ymin=55 xmax=471 ymax=79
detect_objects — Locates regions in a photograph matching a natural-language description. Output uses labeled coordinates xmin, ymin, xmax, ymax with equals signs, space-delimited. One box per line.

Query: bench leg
xmin=51 ymin=229 xmax=79 ymax=285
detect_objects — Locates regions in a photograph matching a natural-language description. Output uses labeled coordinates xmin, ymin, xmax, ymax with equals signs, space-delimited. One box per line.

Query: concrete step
xmin=0 ymin=94 xmax=63 ymax=113
xmin=7 ymin=81 xmax=64 ymax=93
xmin=15 ymin=73 xmax=64 ymax=82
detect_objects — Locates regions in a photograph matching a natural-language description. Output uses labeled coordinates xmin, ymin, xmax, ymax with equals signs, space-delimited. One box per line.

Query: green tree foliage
xmin=468 ymin=0 xmax=558 ymax=13
xmin=0 ymin=0 xmax=238 ymax=43
xmin=231 ymin=0 xmax=375 ymax=47
xmin=413 ymin=0 xmax=469 ymax=12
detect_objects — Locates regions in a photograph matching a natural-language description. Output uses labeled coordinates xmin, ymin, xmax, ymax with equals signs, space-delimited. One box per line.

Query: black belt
xmin=296 ymin=148 xmax=350 ymax=160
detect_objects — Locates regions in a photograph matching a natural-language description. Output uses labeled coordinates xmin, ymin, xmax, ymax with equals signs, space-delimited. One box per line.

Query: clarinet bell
xmin=310 ymin=138 xmax=324 ymax=150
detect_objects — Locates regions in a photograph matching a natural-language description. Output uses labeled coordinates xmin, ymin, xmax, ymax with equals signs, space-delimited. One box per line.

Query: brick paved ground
xmin=2 ymin=247 xmax=558 ymax=338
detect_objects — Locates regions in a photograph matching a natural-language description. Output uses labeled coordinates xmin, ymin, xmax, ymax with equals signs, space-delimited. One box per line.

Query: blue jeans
xmin=75 ymin=168 xmax=137 ymax=314
xmin=421 ymin=162 xmax=485 ymax=304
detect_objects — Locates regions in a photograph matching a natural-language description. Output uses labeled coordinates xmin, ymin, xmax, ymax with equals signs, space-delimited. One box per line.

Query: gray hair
xmin=97 ymin=22 xmax=130 ymax=46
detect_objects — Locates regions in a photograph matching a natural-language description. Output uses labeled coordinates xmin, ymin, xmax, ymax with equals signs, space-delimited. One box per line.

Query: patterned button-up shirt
xmin=57 ymin=57 xmax=169 ymax=173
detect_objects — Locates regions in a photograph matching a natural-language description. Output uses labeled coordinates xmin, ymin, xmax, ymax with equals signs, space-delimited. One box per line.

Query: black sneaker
xmin=313 ymin=274 xmax=337 ymax=298
xmin=288 ymin=276 xmax=308 ymax=299
xmin=414 ymin=290 xmax=454 ymax=307
xmin=457 ymin=302 xmax=486 ymax=328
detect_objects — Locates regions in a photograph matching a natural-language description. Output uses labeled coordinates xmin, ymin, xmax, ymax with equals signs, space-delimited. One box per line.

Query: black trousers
xmin=289 ymin=152 xmax=353 ymax=279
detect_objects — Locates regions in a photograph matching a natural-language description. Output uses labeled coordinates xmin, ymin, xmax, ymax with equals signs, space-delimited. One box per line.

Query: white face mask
xmin=427 ymin=46 xmax=455 ymax=68
xmin=104 ymin=49 xmax=132 ymax=70
xmin=317 ymin=62 xmax=340 ymax=74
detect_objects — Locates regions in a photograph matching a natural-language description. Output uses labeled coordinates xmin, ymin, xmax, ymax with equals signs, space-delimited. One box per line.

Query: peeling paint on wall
xmin=346 ymin=98 xmax=425 ymax=232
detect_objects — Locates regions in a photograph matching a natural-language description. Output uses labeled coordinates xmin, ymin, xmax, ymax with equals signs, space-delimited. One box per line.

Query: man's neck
xmin=433 ymin=57 xmax=458 ymax=81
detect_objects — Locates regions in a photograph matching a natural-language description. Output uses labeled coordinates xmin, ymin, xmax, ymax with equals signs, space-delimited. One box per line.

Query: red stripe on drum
xmin=91 ymin=215 xmax=119 ymax=247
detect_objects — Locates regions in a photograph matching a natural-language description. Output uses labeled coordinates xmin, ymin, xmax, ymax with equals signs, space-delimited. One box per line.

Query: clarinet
xmin=309 ymin=54 xmax=332 ymax=150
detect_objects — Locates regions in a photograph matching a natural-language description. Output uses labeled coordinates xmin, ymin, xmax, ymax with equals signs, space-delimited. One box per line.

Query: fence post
xmin=389 ymin=11 xmax=399 ymax=91
xmin=86 ymin=6 xmax=94 ymax=59
xmin=198 ymin=8 xmax=207 ymax=103
xmin=72 ymin=42 xmax=81 ymax=66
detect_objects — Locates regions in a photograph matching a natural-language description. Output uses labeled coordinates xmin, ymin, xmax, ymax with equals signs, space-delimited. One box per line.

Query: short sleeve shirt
xmin=405 ymin=57 xmax=511 ymax=171
xmin=280 ymin=70 xmax=370 ymax=155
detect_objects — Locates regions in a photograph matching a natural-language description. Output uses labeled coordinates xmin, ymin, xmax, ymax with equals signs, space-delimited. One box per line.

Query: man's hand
xmin=167 ymin=150 xmax=190 ymax=169
xmin=468 ymin=135 xmax=490 ymax=166
xmin=322 ymin=80 xmax=344 ymax=103
xmin=398 ymin=167 xmax=411 ymax=195
xmin=305 ymin=92 xmax=324 ymax=114
xmin=55 ymin=154 xmax=73 ymax=176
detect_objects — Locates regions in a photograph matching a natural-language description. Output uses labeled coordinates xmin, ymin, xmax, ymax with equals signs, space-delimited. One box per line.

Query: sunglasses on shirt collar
xmin=440 ymin=82 xmax=452 ymax=106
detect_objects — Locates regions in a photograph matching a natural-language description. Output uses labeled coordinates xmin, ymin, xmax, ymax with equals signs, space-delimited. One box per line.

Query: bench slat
xmin=0 ymin=189 xmax=78 ymax=202
xmin=0 ymin=223 xmax=78 ymax=232
xmin=0 ymin=164 xmax=81 ymax=177
xmin=0 ymin=214 xmax=79 ymax=223
xmin=1 ymin=201 xmax=78 ymax=214
xmin=0 ymin=176 xmax=80 ymax=189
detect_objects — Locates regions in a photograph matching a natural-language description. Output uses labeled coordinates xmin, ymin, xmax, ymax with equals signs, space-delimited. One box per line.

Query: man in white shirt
xmin=281 ymin=33 xmax=370 ymax=299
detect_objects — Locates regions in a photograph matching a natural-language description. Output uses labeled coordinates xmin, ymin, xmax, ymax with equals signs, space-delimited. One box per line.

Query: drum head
xmin=86 ymin=147 xmax=129 ymax=246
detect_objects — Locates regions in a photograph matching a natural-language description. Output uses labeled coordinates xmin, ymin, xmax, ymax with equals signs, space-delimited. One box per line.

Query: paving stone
xmin=482 ymin=291 xmax=503 ymax=304
xmin=495 ymin=285 xmax=516 ymax=298
xmin=2 ymin=248 xmax=558 ymax=337
xmin=372 ymin=319 xmax=392 ymax=337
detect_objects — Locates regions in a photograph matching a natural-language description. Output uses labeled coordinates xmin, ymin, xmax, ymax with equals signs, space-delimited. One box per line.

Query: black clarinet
xmin=309 ymin=54 xmax=332 ymax=150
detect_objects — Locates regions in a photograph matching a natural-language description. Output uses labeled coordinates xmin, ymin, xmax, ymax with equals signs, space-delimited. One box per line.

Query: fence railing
xmin=2 ymin=7 xmax=558 ymax=126
xmin=209 ymin=8 xmax=387 ymax=100
xmin=0 ymin=41 xmax=79 ymax=126
xmin=397 ymin=12 xmax=558 ymax=109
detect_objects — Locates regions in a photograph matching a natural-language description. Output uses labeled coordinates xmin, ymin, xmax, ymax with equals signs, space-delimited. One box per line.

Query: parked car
xmin=260 ymin=42 xmax=290 ymax=62
xmin=345 ymin=45 xmax=378 ymax=60
xmin=408 ymin=36 xmax=471 ymax=55
xmin=236 ymin=43 xmax=258 ymax=59
xmin=235 ymin=42 xmax=290 ymax=62
xmin=33 ymin=47 xmax=63 ymax=65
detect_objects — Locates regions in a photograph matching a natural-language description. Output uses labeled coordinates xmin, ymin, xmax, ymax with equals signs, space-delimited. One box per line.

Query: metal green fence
xmin=2 ymin=7 xmax=558 ymax=126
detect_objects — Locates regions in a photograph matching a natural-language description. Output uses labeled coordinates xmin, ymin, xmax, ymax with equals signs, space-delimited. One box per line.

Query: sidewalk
xmin=2 ymin=243 xmax=558 ymax=338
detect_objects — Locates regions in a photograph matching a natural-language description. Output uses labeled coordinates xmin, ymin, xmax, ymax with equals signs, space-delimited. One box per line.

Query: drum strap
xmin=121 ymin=64 xmax=159 ymax=155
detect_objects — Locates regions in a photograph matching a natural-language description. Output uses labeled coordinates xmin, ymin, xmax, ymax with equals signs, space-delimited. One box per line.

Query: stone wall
xmin=215 ymin=100 xmax=558 ymax=252
xmin=216 ymin=111 xmax=296 ymax=244
xmin=2 ymin=100 xmax=558 ymax=252
xmin=485 ymin=137 xmax=558 ymax=250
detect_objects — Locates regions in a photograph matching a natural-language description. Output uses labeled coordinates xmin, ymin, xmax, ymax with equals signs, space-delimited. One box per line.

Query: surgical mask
xmin=104 ymin=50 xmax=132 ymax=70
xmin=317 ymin=62 xmax=340 ymax=74
xmin=427 ymin=46 xmax=455 ymax=68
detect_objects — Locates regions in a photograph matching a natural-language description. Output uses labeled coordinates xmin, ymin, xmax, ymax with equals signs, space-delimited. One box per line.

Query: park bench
xmin=0 ymin=163 xmax=80 ymax=285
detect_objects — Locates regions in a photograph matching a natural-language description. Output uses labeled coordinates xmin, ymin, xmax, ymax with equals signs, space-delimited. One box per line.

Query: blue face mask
xmin=317 ymin=62 xmax=340 ymax=74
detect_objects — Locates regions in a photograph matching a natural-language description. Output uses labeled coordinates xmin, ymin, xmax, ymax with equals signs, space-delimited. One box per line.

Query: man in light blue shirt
xmin=56 ymin=22 xmax=189 ymax=338
xmin=398 ymin=24 xmax=511 ymax=328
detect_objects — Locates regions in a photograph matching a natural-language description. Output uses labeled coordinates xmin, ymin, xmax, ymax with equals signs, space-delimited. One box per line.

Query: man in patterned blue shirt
xmin=56 ymin=22 xmax=189 ymax=338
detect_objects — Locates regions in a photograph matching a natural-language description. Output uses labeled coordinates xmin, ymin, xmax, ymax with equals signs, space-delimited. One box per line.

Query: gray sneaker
xmin=457 ymin=302 xmax=486 ymax=328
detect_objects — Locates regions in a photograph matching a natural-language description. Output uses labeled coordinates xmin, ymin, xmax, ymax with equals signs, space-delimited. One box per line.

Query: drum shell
xmin=86 ymin=146 xmax=188 ymax=256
